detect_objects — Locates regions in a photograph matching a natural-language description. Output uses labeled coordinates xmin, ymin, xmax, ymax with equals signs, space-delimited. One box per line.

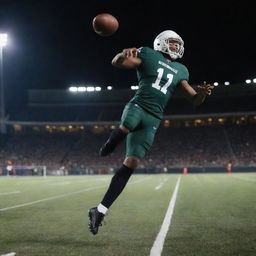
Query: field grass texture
xmin=0 ymin=173 xmax=255 ymax=256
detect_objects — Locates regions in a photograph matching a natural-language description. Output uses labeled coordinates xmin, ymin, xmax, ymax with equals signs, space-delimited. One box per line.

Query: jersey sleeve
xmin=137 ymin=47 xmax=154 ymax=61
xmin=137 ymin=47 xmax=156 ymax=72
xmin=179 ymin=64 xmax=189 ymax=82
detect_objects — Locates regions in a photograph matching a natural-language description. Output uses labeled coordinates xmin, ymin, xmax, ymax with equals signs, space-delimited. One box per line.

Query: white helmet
xmin=153 ymin=30 xmax=184 ymax=60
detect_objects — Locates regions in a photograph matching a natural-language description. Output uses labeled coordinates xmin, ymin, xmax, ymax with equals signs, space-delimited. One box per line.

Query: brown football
xmin=92 ymin=13 xmax=119 ymax=37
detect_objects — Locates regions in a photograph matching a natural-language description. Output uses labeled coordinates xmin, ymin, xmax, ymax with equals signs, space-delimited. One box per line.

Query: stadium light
xmin=213 ymin=82 xmax=219 ymax=86
xmin=0 ymin=33 xmax=8 ymax=134
xmin=0 ymin=34 xmax=8 ymax=47
xmin=107 ymin=86 xmax=112 ymax=90
xmin=245 ymin=79 xmax=251 ymax=84
xmin=69 ymin=86 xmax=103 ymax=92
xmin=253 ymin=78 xmax=256 ymax=83
xmin=131 ymin=85 xmax=139 ymax=90
xmin=224 ymin=81 xmax=230 ymax=86
xmin=77 ymin=86 xmax=86 ymax=92
xmin=86 ymin=86 xmax=95 ymax=92
xmin=69 ymin=87 xmax=78 ymax=92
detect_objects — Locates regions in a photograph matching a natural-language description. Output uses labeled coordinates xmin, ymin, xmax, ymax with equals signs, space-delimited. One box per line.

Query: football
xmin=92 ymin=13 xmax=119 ymax=37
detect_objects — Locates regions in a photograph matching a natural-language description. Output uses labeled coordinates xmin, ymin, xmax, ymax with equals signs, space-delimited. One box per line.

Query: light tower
xmin=0 ymin=33 xmax=8 ymax=134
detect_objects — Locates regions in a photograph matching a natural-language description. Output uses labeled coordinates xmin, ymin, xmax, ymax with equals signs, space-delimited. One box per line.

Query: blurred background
xmin=0 ymin=0 xmax=255 ymax=175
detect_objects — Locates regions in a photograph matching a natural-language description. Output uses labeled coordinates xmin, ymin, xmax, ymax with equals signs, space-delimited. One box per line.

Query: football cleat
xmin=88 ymin=207 xmax=105 ymax=235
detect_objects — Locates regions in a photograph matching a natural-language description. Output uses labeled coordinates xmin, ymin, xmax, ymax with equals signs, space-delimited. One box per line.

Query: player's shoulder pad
xmin=175 ymin=61 xmax=188 ymax=71
xmin=137 ymin=47 xmax=156 ymax=58
xmin=137 ymin=46 xmax=155 ymax=53
xmin=175 ymin=61 xmax=189 ymax=80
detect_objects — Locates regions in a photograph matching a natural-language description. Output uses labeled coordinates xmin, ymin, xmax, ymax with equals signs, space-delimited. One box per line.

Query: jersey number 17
xmin=152 ymin=68 xmax=173 ymax=94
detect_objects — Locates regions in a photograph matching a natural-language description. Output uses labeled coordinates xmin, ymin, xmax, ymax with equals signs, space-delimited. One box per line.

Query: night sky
xmin=0 ymin=0 xmax=256 ymax=100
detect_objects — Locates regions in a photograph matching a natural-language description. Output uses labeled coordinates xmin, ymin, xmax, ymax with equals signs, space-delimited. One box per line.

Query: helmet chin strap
xmin=167 ymin=50 xmax=178 ymax=60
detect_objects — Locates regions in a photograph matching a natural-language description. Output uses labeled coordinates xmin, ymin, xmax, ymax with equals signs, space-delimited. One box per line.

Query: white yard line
xmin=77 ymin=177 xmax=110 ymax=183
xmin=0 ymin=191 xmax=20 ymax=196
xmin=1 ymin=252 xmax=16 ymax=256
xmin=154 ymin=177 xmax=169 ymax=190
xmin=48 ymin=182 xmax=71 ymax=185
xmin=231 ymin=175 xmax=256 ymax=182
xmin=130 ymin=176 xmax=151 ymax=184
xmin=150 ymin=176 xmax=181 ymax=256
xmin=0 ymin=176 xmax=150 ymax=212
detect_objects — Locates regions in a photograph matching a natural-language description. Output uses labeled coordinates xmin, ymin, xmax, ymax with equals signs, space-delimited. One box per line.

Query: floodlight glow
xmin=224 ymin=81 xmax=230 ymax=85
xmin=77 ymin=86 xmax=86 ymax=92
xmin=253 ymin=78 xmax=256 ymax=83
xmin=69 ymin=87 xmax=78 ymax=92
xmin=107 ymin=86 xmax=112 ymax=90
xmin=131 ymin=85 xmax=139 ymax=90
xmin=86 ymin=86 xmax=95 ymax=92
xmin=213 ymin=82 xmax=219 ymax=86
xmin=0 ymin=34 xmax=8 ymax=47
xmin=245 ymin=79 xmax=251 ymax=84
xmin=95 ymin=87 xmax=101 ymax=91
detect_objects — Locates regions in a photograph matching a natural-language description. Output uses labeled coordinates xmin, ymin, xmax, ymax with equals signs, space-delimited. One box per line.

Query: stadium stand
xmin=0 ymin=125 xmax=256 ymax=173
xmin=0 ymin=83 xmax=256 ymax=174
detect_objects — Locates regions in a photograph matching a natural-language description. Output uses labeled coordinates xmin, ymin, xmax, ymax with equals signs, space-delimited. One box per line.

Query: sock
xmin=97 ymin=203 xmax=108 ymax=215
xmin=107 ymin=128 xmax=127 ymax=145
xmin=100 ymin=164 xmax=134 ymax=208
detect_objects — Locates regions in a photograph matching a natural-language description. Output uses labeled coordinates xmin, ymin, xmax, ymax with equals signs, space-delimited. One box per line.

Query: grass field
xmin=0 ymin=173 xmax=255 ymax=256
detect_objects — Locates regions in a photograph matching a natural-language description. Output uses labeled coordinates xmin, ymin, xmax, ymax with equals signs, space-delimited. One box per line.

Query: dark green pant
xmin=121 ymin=103 xmax=161 ymax=159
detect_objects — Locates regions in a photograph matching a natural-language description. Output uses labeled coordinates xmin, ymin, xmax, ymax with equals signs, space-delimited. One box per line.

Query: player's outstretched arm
xmin=180 ymin=80 xmax=214 ymax=105
xmin=112 ymin=48 xmax=142 ymax=69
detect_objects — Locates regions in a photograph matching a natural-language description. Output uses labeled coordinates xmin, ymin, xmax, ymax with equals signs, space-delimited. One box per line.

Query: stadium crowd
xmin=0 ymin=124 xmax=255 ymax=173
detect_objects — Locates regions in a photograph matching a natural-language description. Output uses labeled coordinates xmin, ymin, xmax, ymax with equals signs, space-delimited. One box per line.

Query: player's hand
xmin=197 ymin=81 xmax=214 ymax=96
xmin=122 ymin=48 xmax=138 ymax=58
xmin=112 ymin=48 xmax=141 ymax=68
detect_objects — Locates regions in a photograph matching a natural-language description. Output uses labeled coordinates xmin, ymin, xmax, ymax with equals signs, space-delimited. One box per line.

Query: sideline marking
xmin=0 ymin=177 xmax=150 ymax=212
xmin=150 ymin=176 xmax=181 ymax=256
xmin=0 ymin=191 xmax=20 ymax=195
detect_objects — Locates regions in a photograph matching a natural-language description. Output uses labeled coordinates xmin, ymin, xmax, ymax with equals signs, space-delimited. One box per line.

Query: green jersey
xmin=129 ymin=47 xmax=189 ymax=119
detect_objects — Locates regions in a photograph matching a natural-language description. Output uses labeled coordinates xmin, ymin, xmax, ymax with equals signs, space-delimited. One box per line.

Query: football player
xmin=88 ymin=30 xmax=214 ymax=235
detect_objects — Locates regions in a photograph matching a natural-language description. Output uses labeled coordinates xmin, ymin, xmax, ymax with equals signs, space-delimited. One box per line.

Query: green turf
xmin=0 ymin=173 xmax=255 ymax=256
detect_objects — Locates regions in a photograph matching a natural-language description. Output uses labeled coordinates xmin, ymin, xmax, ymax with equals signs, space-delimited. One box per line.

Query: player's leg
xmin=88 ymin=156 xmax=139 ymax=235
xmin=96 ymin=120 xmax=161 ymax=214
xmin=99 ymin=156 xmax=139 ymax=209
xmin=89 ymin=108 xmax=160 ymax=235
xmin=99 ymin=103 xmax=142 ymax=156
xmin=99 ymin=125 xmax=128 ymax=157
xmin=89 ymin=103 xmax=143 ymax=235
